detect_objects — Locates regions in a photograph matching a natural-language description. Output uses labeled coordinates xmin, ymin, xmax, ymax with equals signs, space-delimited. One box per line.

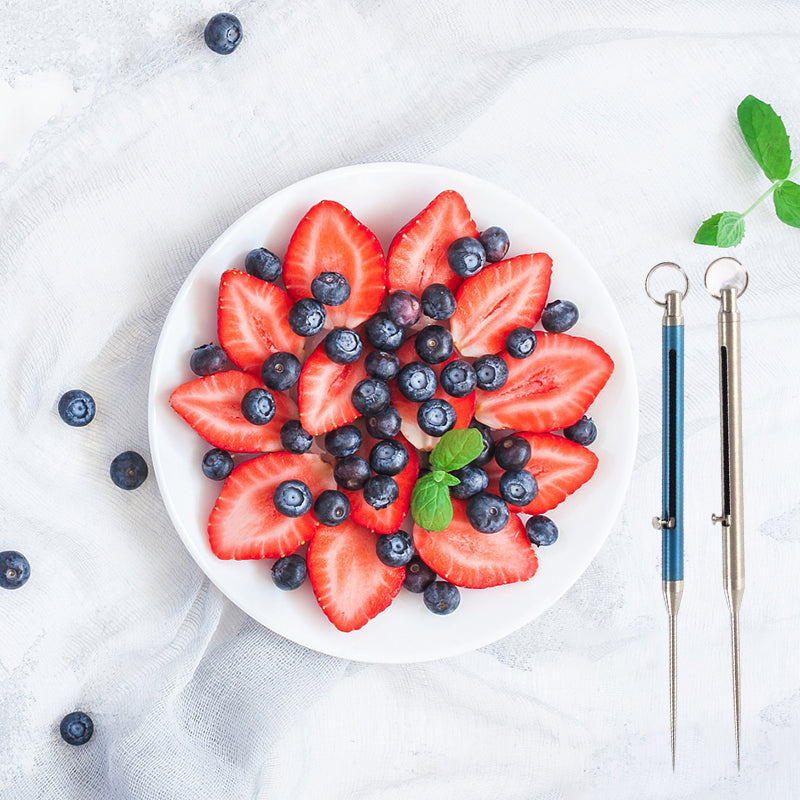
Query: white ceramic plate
xmin=148 ymin=162 xmax=638 ymax=664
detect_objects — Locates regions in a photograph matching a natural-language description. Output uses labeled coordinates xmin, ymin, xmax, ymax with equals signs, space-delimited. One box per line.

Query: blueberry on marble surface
xmin=271 ymin=554 xmax=307 ymax=590
xmin=423 ymin=581 xmax=460 ymax=614
xmin=201 ymin=448 xmax=234 ymax=480
xmin=110 ymin=451 xmax=148 ymax=490
xmin=0 ymin=551 xmax=30 ymax=590
xmin=204 ymin=12 xmax=242 ymax=55
xmin=58 ymin=389 xmax=96 ymax=427
xmin=245 ymin=248 xmax=281 ymax=282
xmin=60 ymin=711 xmax=94 ymax=746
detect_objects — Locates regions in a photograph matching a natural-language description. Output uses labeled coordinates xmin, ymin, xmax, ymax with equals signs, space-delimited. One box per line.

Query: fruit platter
xmin=148 ymin=162 xmax=637 ymax=662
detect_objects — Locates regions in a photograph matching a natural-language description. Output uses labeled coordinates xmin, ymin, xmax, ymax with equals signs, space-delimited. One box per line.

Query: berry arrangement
xmin=169 ymin=190 xmax=614 ymax=632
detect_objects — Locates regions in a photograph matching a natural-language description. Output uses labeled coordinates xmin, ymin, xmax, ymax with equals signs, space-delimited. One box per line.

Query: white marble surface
xmin=2 ymin=2 xmax=800 ymax=797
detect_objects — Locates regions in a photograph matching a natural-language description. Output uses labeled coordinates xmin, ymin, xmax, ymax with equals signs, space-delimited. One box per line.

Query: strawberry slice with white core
xmin=307 ymin=519 xmax=405 ymax=632
xmin=390 ymin=343 xmax=476 ymax=451
xmin=218 ymin=270 xmax=305 ymax=374
xmin=413 ymin=500 xmax=538 ymax=589
xmin=283 ymin=200 xmax=386 ymax=328
xmin=208 ymin=452 xmax=334 ymax=560
xmin=297 ymin=343 xmax=368 ymax=436
xmin=450 ymin=253 xmax=552 ymax=357
xmin=169 ymin=370 xmax=296 ymax=453
xmin=347 ymin=434 xmax=420 ymax=533
xmin=474 ymin=334 xmax=614 ymax=432
xmin=485 ymin=432 xmax=598 ymax=515
xmin=386 ymin=190 xmax=478 ymax=297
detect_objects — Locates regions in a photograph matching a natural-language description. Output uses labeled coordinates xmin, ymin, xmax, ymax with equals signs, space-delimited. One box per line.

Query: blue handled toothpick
xmin=646 ymin=263 xmax=688 ymax=770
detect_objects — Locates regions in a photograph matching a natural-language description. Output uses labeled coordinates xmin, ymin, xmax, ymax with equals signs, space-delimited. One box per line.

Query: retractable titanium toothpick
xmin=705 ymin=256 xmax=748 ymax=771
xmin=646 ymin=262 xmax=688 ymax=771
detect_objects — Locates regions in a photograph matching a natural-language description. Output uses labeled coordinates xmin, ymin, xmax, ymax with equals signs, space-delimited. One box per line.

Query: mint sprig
xmin=695 ymin=95 xmax=800 ymax=247
xmin=410 ymin=428 xmax=483 ymax=531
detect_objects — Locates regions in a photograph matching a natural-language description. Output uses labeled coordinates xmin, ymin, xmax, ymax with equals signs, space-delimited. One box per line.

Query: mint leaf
xmin=440 ymin=473 xmax=460 ymax=487
xmin=694 ymin=212 xmax=724 ymax=245
xmin=410 ymin=473 xmax=453 ymax=531
xmin=429 ymin=428 xmax=483 ymax=472
xmin=774 ymin=180 xmax=800 ymax=227
xmin=737 ymin=95 xmax=792 ymax=182
xmin=716 ymin=212 xmax=745 ymax=247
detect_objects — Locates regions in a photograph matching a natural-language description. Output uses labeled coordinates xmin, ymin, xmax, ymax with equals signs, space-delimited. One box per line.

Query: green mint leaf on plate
xmin=774 ymin=180 xmax=800 ymax=227
xmin=429 ymin=428 xmax=484 ymax=472
xmin=411 ymin=472 xmax=453 ymax=531
xmin=715 ymin=211 xmax=745 ymax=247
xmin=737 ymin=95 xmax=792 ymax=182
xmin=694 ymin=212 xmax=724 ymax=245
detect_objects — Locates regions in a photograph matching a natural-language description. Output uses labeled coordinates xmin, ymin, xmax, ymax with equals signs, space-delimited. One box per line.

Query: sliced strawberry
xmin=208 ymin=452 xmax=334 ymax=560
xmin=485 ymin=432 xmax=598 ymax=515
xmin=169 ymin=370 xmax=296 ymax=453
xmin=390 ymin=342 xmax=476 ymax=451
xmin=450 ymin=253 xmax=552 ymax=357
xmin=474 ymin=333 xmax=614 ymax=432
xmin=413 ymin=500 xmax=537 ymax=588
xmin=346 ymin=434 xmax=420 ymax=533
xmin=386 ymin=190 xmax=478 ymax=297
xmin=282 ymin=200 xmax=386 ymax=328
xmin=307 ymin=519 xmax=405 ymax=632
xmin=297 ymin=343 xmax=368 ymax=436
xmin=217 ymin=270 xmax=305 ymax=375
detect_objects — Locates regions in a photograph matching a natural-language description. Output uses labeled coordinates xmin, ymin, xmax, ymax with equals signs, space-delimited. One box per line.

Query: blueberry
xmin=450 ymin=465 xmax=488 ymax=500
xmin=288 ymin=298 xmax=326 ymax=336
xmin=0 ymin=551 xmax=30 ymax=590
xmin=204 ymin=12 xmax=242 ymax=55
xmin=505 ymin=327 xmax=537 ymax=359
xmin=60 ymin=711 xmax=94 ymax=746
xmin=376 ymin=530 xmax=415 ymax=567
xmin=365 ymin=350 xmax=400 ymax=381
xmin=479 ymin=226 xmax=510 ymax=262
xmin=351 ymin=378 xmax=391 ymax=415
xmin=439 ymin=360 xmax=477 ymax=398
xmin=311 ymin=272 xmax=351 ymax=306
xmin=190 ymin=344 xmax=227 ymax=376
xmin=271 ymin=554 xmax=307 ymax=590
xmin=414 ymin=325 xmax=453 ymax=365
xmin=499 ymin=469 xmax=538 ymax=506
xmin=261 ymin=352 xmax=301 ymax=391
xmin=313 ymin=490 xmax=351 ymax=526
xmin=469 ymin=419 xmax=495 ymax=467
xmin=241 ymin=387 xmax=276 ymax=425
xmin=369 ymin=439 xmax=409 ymax=476
xmin=110 ymin=451 xmax=148 ymax=490
xmin=423 ymin=581 xmax=460 ymax=614
xmin=420 ymin=283 xmax=456 ymax=320
xmin=362 ymin=474 xmax=399 ymax=509
xmin=417 ymin=398 xmax=456 ymax=437
xmin=541 ymin=299 xmax=579 ymax=333
xmin=333 ymin=455 xmax=371 ymax=490
xmin=323 ymin=328 xmax=363 ymax=365
xmin=473 ymin=354 xmax=508 ymax=392
xmin=563 ymin=416 xmax=597 ymax=446
xmin=397 ymin=362 xmax=437 ymax=402
xmin=466 ymin=492 xmax=509 ymax=533
xmin=201 ymin=448 xmax=234 ymax=480
xmin=525 ymin=515 xmax=559 ymax=546
xmin=280 ymin=420 xmax=313 ymax=454
xmin=403 ymin=556 xmax=437 ymax=593
xmin=364 ymin=312 xmax=404 ymax=351
xmin=58 ymin=389 xmax=96 ymax=427
xmin=494 ymin=435 xmax=531 ymax=471
xmin=324 ymin=424 xmax=362 ymax=457
xmin=273 ymin=480 xmax=312 ymax=517
xmin=447 ymin=237 xmax=486 ymax=278
xmin=365 ymin=406 xmax=402 ymax=440
xmin=387 ymin=290 xmax=422 ymax=327
xmin=245 ymin=248 xmax=281 ymax=282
